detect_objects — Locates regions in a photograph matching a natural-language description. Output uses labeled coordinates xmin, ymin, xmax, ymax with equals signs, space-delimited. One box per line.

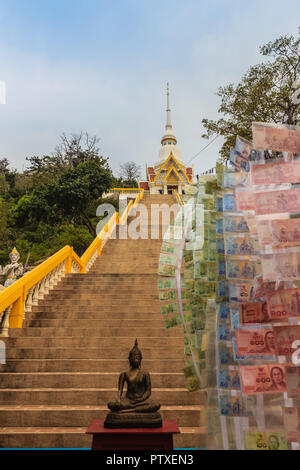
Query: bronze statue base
xmin=104 ymin=411 xmax=162 ymax=428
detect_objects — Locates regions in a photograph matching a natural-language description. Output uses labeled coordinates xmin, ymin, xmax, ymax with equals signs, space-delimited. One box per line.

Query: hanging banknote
xmin=257 ymin=218 xmax=300 ymax=248
xmin=253 ymin=188 xmax=300 ymax=216
xmin=244 ymin=431 xmax=288 ymax=450
xmin=235 ymin=136 xmax=252 ymax=161
xmin=239 ymin=302 xmax=270 ymax=324
xmin=223 ymin=193 xmax=237 ymax=212
xmin=225 ymin=235 xmax=256 ymax=256
xmin=218 ymin=368 xmax=241 ymax=390
xmin=251 ymin=160 xmax=300 ymax=186
xmin=267 ymin=287 xmax=300 ymax=320
xmin=261 ymin=252 xmax=300 ymax=281
xmin=283 ymin=407 xmax=300 ymax=442
xmin=223 ymin=170 xmax=249 ymax=189
xmin=158 ymin=278 xmax=177 ymax=290
xmin=236 ymin=190 xmax=255 ymax=211
xmin=273 ymin=325 xmax=300 ymax=356
xmin=223 ymin=215 xmax=249 ymax=233
xmin=285 ymin=367 xmax=300 ymax=400
xmin=229 ymin=281 xmax=253 ymax=303
xmin=252 ymin=122 xmax=300 ymax=153
xmin=230 ymin=148 xmax=250 ymax=172
xmin=240 ymin=364 xmax=287 ymax=395
xmin=226 ymin=259 xmax=257 ymax=280
xmin=235 ymin=328 xmax=275 ymax=356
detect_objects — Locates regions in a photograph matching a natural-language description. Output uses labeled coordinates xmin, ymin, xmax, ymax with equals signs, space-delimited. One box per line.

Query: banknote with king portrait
xmin=240 ymin=364 xmax=287 ymax=395
xmin=267 ymin=287 xmax=300 ymax=321
xmin=235 ymin=328 xmax=275 ymax=356
xmin=252 ymin=122 xmax=300 ymax=153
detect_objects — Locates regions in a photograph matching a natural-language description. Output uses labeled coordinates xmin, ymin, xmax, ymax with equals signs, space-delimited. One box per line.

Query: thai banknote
xmin=230 ymin=148 xmax=250 ymax=172
xmin=161 ymin=242 xmax=179 ymax=255
xmin=219 ymin=393 xmax=253 ymax=417
xmin=159 ymin=253 xmax=178 ymax=266
xmin=219 ymin=303 xmax=230 ymax=321
xmin=218 ymin=369 xmax=241 ymax=390
xmin=159 ymin=290 xmax=177 ymax=301
xmin=273 ymin=325 xmax=300 ymax=356
xmin=285 ymin=366 xmax=300 ymax=399
xmin=253 ymin=188 xmax=300 ymax=216
xmin=160 ymin=303 xmax=179 ymax=315
xmin=229 ymin=281 xmax=253 ymax=303
xmin=158 ymin=278 xmax=177 ymax=290
xmin=252 ymin=122 xmax=300 ymax=153
xmin=283 ymin=407 xmax=300 ymax=442
xmin=261 ymin=252 xmax=300 ymax=281
xmin=223 ymin=215 xmax=249 ymax=233
xmin=240 ymin=364 xmax=287 ymax=395
xmin=218 ymin=323 xmax=232 ymax=342
xmin=216 ymin=280 xmax=228 ymax=301
xmin=158 ymin=264 xmax=176 ymax=276
xmin=219 ymin=343 xmax=234 ymax=366
xmin=251 ymin=275 xmax=284 ymax=300
xmin=251 ymin=160 xmax=300 ymax=186
xmin=235 ymin=328 xmax=275 ymax=356
xmin=216 ymin=217 xmax=224 ymax=234
xmin=226 ymin=260 xmax=257 ymax=280
xmin=239 ymin=302 xmax=270 ymax=324
xmin=267 ymin=287 xmax=300 ymax=321
xmin=216 ymin=237 xmax=225 ymax=255
xmin=236 ymin=190 xmax=255 ymax=212
xmin=244 ymin=431 xmax=288 ymax=450
xmin=235 ymin=135 xmax=252 ymax=161
xmin=257 ymin=217 xmax=292 ymax=247
xmin=258 ymin=218 xmax=300 ymax=248
xmin=223 ymin=170 xmax=249 ymax=189
xmin=245 ymin=214 xmax=258 ymax=237
xmin=164 ymin=315 xmax=182 ymax=329
xmin=223 ymin=193 xmax=237 ymax=212
xmin=225 ymin=235 xmax=256 ymax=256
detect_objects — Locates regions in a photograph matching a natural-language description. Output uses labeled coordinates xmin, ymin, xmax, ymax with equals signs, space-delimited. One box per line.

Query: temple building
xmin=139 ymin=85 xmax=194 ymax=194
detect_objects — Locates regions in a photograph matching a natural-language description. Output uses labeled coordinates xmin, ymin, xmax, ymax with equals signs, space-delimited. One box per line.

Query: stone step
xmin=0 ymin=388 xmax=203 ymax=406
xmin=0 ymin=427 xmax=205 ymax=449
xmin=4 ymin=347 xmax=184 ymax=360
xmin=0 ymin=405 xmax=203 ymax=427
xmin=24 ymin=320 xmax=165 ymax=329
xmin=0 ymin=359 xmax=185 ymax=373
xmin=8 ymin=327 xmax=183 ymax=338
xmin=0 ymin=372 xmax=186 ymax=389
xmin=3 ymin=336 xmax=183 ymax=349
xmin=23 ymin=321 xmax=177 ymax=331
xmin=27 ymin=310 xmax=164 ymax=319
xmin=36 ymin=299 xmax=161 ymax=306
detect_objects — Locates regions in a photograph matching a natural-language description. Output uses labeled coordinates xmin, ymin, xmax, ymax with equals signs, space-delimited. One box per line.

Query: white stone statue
xmin=0 ymin=247 xmax=24 ymax=288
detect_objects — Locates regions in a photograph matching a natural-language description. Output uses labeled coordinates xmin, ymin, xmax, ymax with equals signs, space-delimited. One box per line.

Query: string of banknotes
xmin=158 ymin=121 xmax=300 ymax=450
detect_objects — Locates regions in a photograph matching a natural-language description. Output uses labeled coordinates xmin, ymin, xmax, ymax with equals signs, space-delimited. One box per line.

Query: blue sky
xmin=0 ymin=0 xmax=299 ymax=177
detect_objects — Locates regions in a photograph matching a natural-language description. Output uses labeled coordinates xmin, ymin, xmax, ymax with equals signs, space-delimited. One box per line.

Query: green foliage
xmin=0 ymin=132 xmax=116 ymax=266
xmin=202 ymin=29 xmax=300 ymax=160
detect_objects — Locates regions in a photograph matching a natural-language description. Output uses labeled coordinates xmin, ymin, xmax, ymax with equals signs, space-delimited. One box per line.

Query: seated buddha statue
xmin=104 ymin=340 xmax=162 ymax=428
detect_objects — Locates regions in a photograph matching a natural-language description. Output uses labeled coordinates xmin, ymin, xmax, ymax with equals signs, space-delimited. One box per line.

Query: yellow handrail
xmin=0 ymin=188 xmax=145 ymax=332
xmin=173 ymin=189 xmax=184 ymax=206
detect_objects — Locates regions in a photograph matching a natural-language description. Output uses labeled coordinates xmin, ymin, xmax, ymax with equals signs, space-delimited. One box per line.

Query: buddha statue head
xmin=9 ymin=247 xmax=20 ymax=264
xmin=128 ymin=339 xmax=142 ymax=369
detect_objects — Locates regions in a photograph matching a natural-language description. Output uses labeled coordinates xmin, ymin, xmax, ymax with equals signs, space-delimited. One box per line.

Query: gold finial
xmin=11 ymin=247 xmax=19 ymax=255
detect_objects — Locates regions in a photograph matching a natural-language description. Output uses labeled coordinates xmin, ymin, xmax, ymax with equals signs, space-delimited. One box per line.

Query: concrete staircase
xmin=0 ymin=194 xmax=205 ymax=448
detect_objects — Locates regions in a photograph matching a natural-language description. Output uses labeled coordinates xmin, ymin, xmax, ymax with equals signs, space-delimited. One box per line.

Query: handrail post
xmin=65 ymin=254 xmax=72 ymax=274
xmin=9 ymin=287 xmax=26 ymax=329
xmin=97 ymin=240 xmax=102 ymax=256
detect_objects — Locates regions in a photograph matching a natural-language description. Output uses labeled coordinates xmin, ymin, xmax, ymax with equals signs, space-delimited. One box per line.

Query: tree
xmin=202 ymin=28 xmax=300 ymax=160
xmin=118 ymin=161 xmax=141 ymax=182
xmin=26 ymin=132 xmax=109 ymax=174
xmin=0 ymin=158 xmax=9 ymax=174
xmin=12 ymin=158 xmax=113 ymax=237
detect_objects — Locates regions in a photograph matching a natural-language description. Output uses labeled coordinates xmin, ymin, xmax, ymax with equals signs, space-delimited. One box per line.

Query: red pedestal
xmin=86 ymin=420 xmax=180 ymax=450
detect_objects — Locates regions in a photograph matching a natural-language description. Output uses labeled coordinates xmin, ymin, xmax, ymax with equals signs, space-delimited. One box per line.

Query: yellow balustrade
xmin=173 ymin=189 xmax=184 ymax=206
xmin=0 ymin=188 xmax=145 ymax=334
